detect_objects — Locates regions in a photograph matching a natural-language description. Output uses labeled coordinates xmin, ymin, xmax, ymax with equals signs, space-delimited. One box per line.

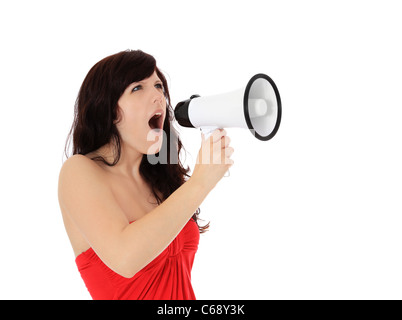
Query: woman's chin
xmin=146 ymin=127 xmax=165 ymax=140
xmin=149 ymin=128 xmax=163 ymax=136
xmin=145 ymin=140 xmax=163 ymax=155
xmin=144 ymin=128 xmax=165 ymax=157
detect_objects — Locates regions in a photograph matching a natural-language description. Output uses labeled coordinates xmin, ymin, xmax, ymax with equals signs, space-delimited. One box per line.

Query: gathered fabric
xmin=75 ymin=219 xmax=199 ymax=300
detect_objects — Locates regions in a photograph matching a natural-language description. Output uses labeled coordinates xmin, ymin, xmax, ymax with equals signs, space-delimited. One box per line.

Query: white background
xmin=0 ymin=0 xmax=401 ymax=299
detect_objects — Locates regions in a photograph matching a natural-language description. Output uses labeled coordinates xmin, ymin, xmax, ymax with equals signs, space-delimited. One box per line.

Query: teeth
xmin=155 ymin=112 xmax=162 ymax=117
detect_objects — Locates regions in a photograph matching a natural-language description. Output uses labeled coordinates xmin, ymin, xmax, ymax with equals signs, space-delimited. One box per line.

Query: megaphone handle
xmin=200 ymin=126 xmax=219 ymax=140
xmin=200 ymin=126 xmax=230 ymax=178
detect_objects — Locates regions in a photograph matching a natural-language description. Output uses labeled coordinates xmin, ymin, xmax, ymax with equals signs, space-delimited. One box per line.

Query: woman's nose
xmin=152 ymin=89 xmax=164 ymax=104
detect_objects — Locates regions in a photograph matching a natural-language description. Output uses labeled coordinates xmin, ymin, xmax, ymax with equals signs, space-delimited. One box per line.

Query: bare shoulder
xmin=59 ymin=154 xmax=103 ymax=178
xmin=59 ymin=154 xmax=105 ymax=187
xmin=58 ymin=155 xmax=107 ymax=256
xmin=58 ymin=154 xmax=129 ymax=258
xmin=58 ymin=154 xmax=110 ymax=216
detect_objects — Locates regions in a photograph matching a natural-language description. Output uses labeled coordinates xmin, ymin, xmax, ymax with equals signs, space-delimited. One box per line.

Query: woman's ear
xmin=114 ymin=106 xmax=123 ymax=125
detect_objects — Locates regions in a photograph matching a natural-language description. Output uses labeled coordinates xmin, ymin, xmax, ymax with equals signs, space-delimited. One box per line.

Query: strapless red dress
xmin=75 ymin=219 xmax=199 ymax=300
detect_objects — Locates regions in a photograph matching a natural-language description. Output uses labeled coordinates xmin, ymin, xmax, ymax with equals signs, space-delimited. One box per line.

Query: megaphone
xmin=174 ymin=73 xmax=281 ymax=141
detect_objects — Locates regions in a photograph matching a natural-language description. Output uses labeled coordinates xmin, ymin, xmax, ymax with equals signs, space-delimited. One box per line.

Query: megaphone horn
xmin=174 ymin=73 xmax=282 ymax=141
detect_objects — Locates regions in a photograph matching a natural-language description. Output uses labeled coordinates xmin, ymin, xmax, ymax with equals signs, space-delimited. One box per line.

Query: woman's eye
xmin=155 ymin=83 xmax=164 ymax=90
xmin=132 ymin=85 xmax=142 ymax=92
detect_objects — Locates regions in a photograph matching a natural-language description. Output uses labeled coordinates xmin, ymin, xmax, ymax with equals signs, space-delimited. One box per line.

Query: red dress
xmin=75 ymin=219 xmax=199 ymax=300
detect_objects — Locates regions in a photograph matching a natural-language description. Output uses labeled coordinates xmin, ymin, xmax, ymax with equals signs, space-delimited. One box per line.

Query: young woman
xmin=58 ymin=50 xmax=234 ymax=300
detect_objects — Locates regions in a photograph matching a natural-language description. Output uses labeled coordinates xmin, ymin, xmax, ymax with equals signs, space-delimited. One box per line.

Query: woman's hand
xmin=191 ymin=129 xmax=234 ymax=191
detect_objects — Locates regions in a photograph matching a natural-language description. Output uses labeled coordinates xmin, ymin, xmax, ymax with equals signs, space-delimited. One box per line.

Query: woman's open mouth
xmin=148 ymin=111 xmax=164 ymax=132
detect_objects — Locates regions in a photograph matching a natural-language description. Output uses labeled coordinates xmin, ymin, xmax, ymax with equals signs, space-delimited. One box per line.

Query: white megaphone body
xmin=174 ymin=73 xmax=282 ymax=141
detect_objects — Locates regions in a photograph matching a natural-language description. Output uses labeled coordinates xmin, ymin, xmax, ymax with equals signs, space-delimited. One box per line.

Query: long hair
xmin=65 ymin=49 xmax=208 ymax=233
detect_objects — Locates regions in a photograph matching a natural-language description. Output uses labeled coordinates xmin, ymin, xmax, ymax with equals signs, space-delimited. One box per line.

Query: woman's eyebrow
xmin=131 ymin=79 xmax=161 ymax=85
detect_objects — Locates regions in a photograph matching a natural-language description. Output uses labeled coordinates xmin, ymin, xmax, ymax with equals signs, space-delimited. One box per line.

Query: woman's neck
xmin=90 ymin=142 xmax=144 ymax=184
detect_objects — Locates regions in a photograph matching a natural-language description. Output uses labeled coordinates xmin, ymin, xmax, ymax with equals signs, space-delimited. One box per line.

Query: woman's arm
xmin=58 ymin=129 xmax=233 ymax=278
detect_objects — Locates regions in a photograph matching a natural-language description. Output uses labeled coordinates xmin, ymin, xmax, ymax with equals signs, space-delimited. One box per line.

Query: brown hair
xmin=65 ymin=49 xmax=208 ymax=233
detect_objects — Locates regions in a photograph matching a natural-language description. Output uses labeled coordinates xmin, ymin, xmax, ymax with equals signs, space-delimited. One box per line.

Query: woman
xmin=58 ymin=50 xmax=234 ymax=299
